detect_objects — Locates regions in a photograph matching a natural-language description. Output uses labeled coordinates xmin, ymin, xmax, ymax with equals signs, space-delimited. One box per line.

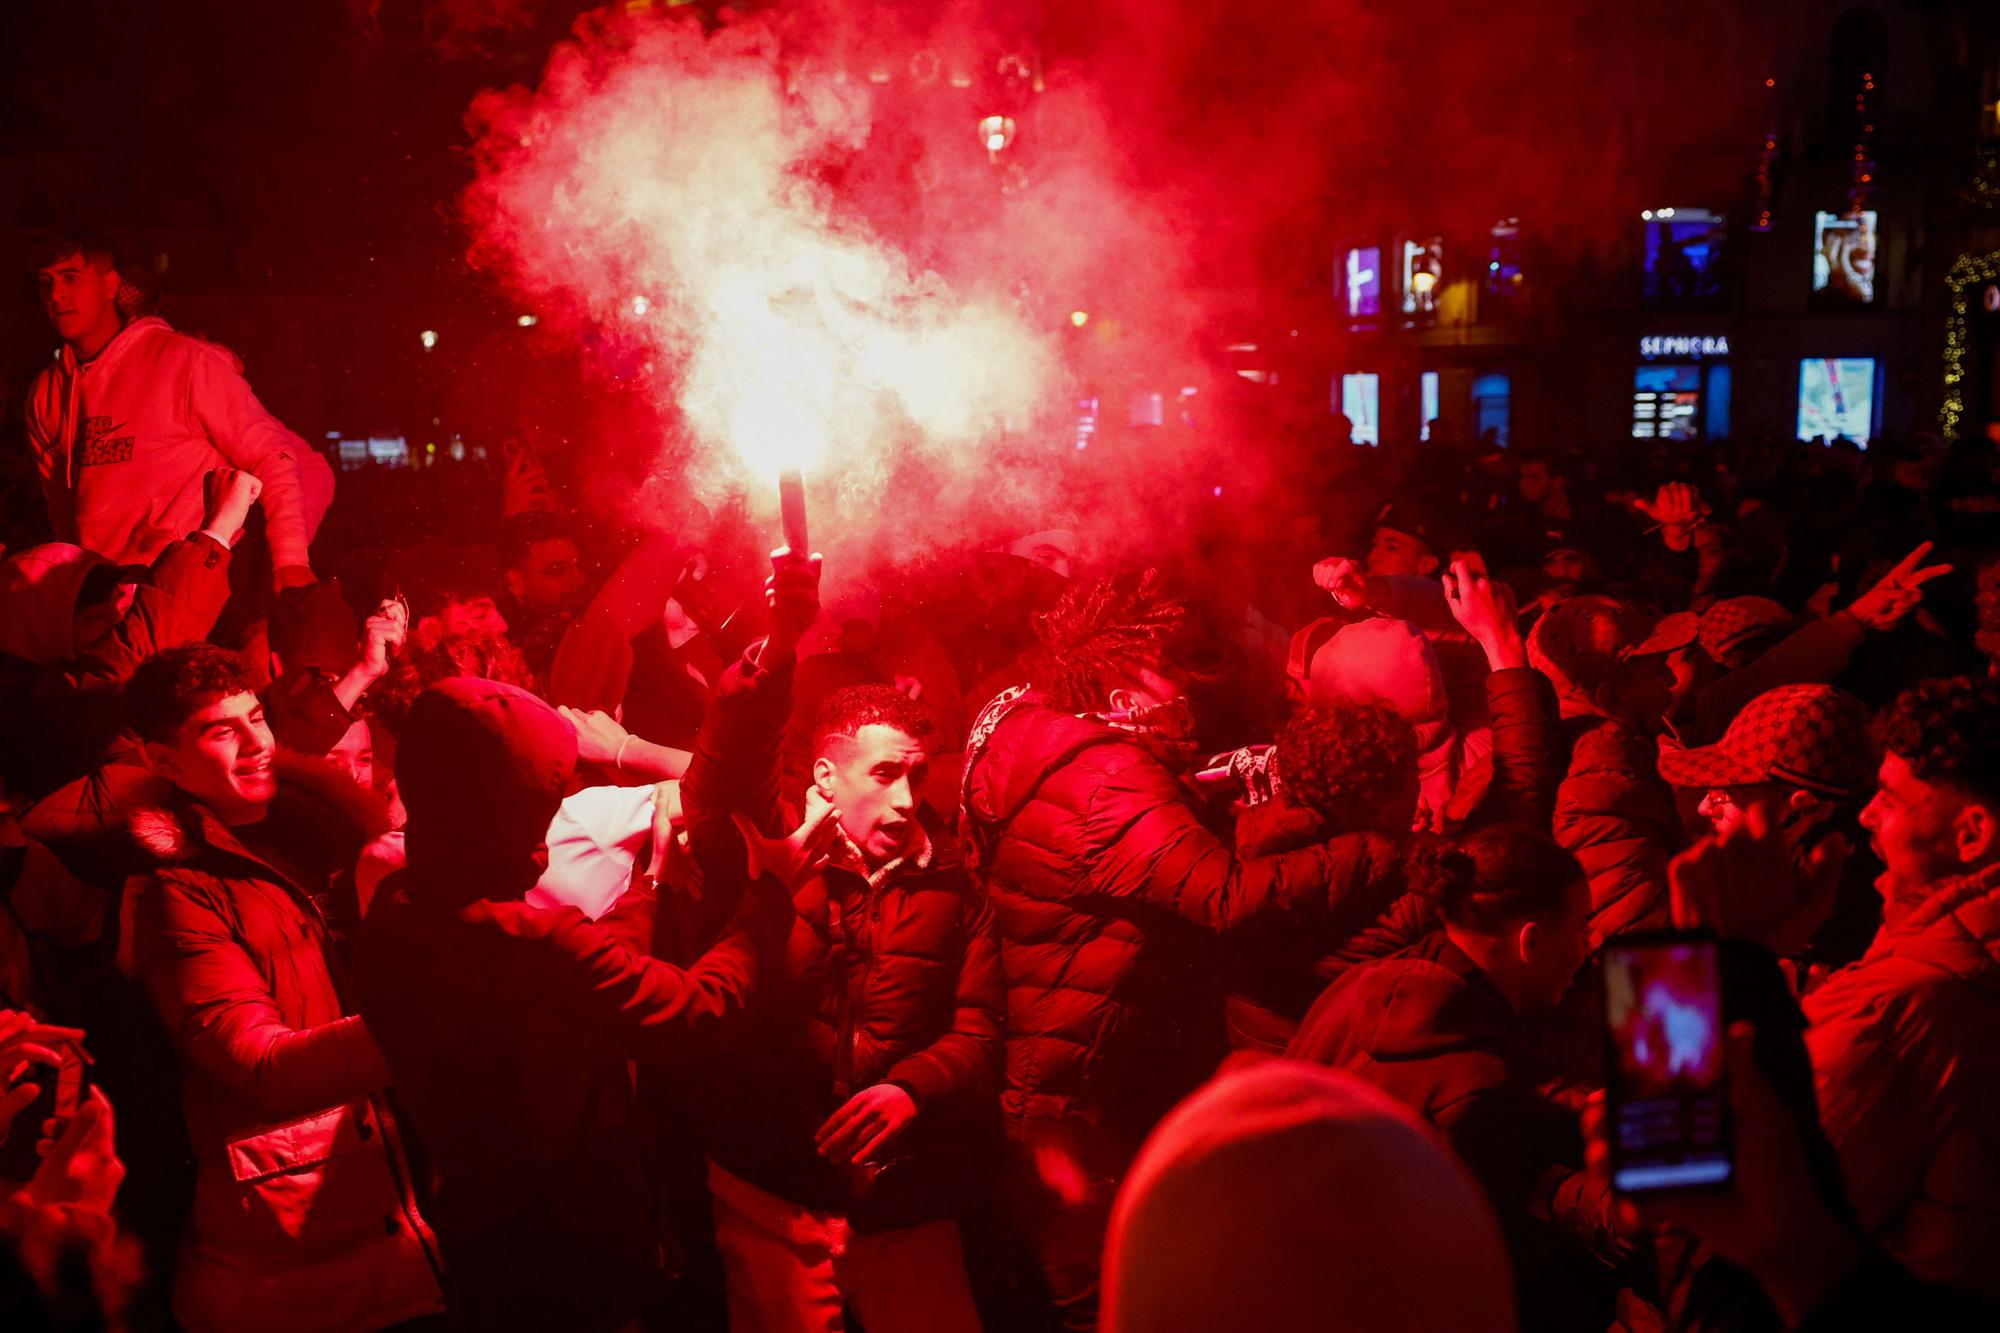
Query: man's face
xmin=1860 ymin=752 xmax=1987 ymax=908
xmin=148 ymin=691 xmax=276 ymax=823
xmin=1543 ymin=549 xmax=1590 ymax=588
xmin=1366 ymin=526 xmax=1437 ymax=578
xmin=1606 ymin=654 xmax=1676 ymax=735
xmin=1696 ymin=781 xmax=1790 ymax=838
xmin=814 ymin=723 xmax=928 ymax=865
xmin=436 ymin=595 xmax=508 ymax=639
xmin=327 ymin=718 xmax=375 ymax=792
xmin=1522 ymin=878 xmax=1594 ymax=1011
xmin=1663 ymin=644 xmax=1704 ymax=711
xmin=1517 ymin=462 xmax=1552 ymax=505
xmin=507 ymin=539 xmax=587 ymax=615
xmin=36 ymin=253 xmax=121 ymax=347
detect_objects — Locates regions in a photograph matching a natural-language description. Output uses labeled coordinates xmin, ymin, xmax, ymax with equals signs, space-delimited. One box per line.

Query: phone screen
xmin=1601 ymin=934 xmax=1732 ymax=1193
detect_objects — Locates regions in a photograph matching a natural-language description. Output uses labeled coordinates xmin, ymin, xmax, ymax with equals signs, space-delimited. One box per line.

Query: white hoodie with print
xmin=26 ymin=315 xmax=321 ymax=570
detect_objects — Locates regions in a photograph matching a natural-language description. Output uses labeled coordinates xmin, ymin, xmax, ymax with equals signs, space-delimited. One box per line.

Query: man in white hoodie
xmin=27 ymin=229 xmax=326 ymax=592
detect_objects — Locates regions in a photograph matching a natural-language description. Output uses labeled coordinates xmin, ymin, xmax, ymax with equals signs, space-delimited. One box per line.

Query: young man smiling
xmin=27 ymin=229 xmax=323 ymax=592
xmin=1799 ymin=676 xmax=2000 ymax=1302
xmin=122 ymin=644 xmax=442 ymax=1332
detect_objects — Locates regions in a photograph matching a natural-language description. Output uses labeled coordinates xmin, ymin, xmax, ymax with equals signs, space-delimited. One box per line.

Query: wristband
xmin=615 ymin=735 xmax=635 ymax=773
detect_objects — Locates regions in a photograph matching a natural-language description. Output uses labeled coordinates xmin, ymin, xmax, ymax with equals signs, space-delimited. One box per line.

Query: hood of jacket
xmin=395 ymin=678 xmax=575 ymax=899
xmin=44 ymin=317 xmax=175 ymax=487
xmin=0 ymin=542 xmax=110 ymax=664
xmin=1863 ymin=859 xmax=2000 ymax=997
xmin=1322 ymin=932 xmax=1522 ymax=1066
xmin=960 ymin=694 xmax=1144 ymax=866
xmin=130 ymin=749 xmax=389 ymax=871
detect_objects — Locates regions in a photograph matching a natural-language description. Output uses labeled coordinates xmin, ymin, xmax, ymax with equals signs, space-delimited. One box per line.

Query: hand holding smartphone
xmin=1601 ymin=932 xmax=1733 ymax=1195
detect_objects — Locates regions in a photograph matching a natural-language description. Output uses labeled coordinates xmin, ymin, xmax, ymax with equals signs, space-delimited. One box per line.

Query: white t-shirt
xmin=354 ymin=783 xmax=659 ymax=921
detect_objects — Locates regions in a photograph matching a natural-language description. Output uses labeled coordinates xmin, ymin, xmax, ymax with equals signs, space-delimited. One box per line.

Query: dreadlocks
xmin=1031 ymin=568 xmax=1193 ymax=713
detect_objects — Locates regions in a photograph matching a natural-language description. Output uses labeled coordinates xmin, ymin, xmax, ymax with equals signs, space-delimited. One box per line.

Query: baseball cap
xmin=1527 ymin=596 xmax=1659 ymax=696
xmin=1657 ymin=684 xmax=1875 ymax=799
xmin=1697 ymin=597 xmax=1798 ymax=671
xmin=1625 ymin=610 xmax=1699 ymax=660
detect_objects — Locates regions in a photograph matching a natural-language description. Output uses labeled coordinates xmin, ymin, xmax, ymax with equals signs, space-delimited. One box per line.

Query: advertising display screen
xmin=1797 ymin=358 xmax=1876 ymax=445
xmin=1643 ymin=209 xmax=1726 ymax=307
xmin=1345 ymin=247 xmax=1381 ymax=318
xmin=1339 ymin=372 xmax=1380 ymax=444
xmin=1812 ymin=211 xmax=1878 ymax=304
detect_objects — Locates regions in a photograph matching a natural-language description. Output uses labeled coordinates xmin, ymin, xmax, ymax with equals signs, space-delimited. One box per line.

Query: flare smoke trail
xmin=464 ymin=7 xmax=1099 ymax=565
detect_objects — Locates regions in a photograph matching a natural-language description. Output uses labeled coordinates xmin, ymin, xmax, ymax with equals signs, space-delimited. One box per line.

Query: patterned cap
xmin=1625 ymin=610 xmax=1699 ymax=660
xmin=1698 ymin=597 xmax=1798 ymax=671
xmin=1527 ymin=596 xmax=1656 ymax=695
xmin=1657 ymin=684 xmax=1875 ymax=798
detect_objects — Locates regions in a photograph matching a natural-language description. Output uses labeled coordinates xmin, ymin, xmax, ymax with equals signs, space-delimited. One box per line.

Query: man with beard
xmin=498 ymin=510 xmax=590 ymax=682
xmin=959 ymin=569 xmax=1404 ymax=1330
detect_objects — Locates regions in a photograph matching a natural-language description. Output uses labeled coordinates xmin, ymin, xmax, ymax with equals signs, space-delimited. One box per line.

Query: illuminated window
xmin=1421 ymin=372 xmax=1441 ymax=441
xmin=1643 ymin=209 xmax=1727 ymax=307
xmin=1487 ymin=220 xmax=1523 ymax=298
xmin=1402 ymin=238 xmax=1443 ymax=316
xmin=1344 ymin=248 xmax=1381 ymax=319
xmin=1472 ymin=373 xmax=1510 ymax=446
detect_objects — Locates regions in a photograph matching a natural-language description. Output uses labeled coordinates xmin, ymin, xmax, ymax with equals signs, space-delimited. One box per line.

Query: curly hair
xmin=1406 ymin=823 xmax=1584 ymax=933
xmin=814 ymin=684 xmax=934 ymax=751
xmin=1030 ymin=568 xmax=1194 ymax=712
xmin=1276 ymin=702 xmax=1418 ymax=834
xmin=125 ymin=643 xmax=253 ymax=743
xmin=367 ymin=627 xmax=538 ymax=739
xmin=1873 ymin=676 xmax=2000 ymax=808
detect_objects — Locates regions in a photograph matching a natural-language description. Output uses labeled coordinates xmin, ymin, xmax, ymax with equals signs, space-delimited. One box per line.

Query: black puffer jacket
xmin=959 ymin=693 xmax=1402 ymax=1144
xmin=670 ymin=649 xmax=1004 ymax=1231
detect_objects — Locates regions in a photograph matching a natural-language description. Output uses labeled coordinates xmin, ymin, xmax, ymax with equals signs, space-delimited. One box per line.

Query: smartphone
xmin=0 ymin=1035 xmax=90 ymax=1184
xmin=1600 ymin=932 xmax=1732 ymax=1194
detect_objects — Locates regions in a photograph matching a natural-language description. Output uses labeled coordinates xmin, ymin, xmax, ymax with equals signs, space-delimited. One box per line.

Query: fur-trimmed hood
xmin=131 ymin=748 xmax=390 ymax=870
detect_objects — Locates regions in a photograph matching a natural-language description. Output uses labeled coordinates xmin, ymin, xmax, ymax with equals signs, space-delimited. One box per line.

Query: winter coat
xmin=1286 ymin=930 xmax=1619 ymax=1330
xmin=1552 ymin=712 xmax=1679 ymax=942
xmin=353 ymin=870 xmax=773 ymax=1332
xmin=959 ymin=693 xmax=1402 ymax=1146
xmin=670 ymin=648 xmax=1004 ymax=1231
xmin=127 ymin=763 xmax=442 ymax=1333
xmin=26 ymin=316 xmax=317 ymax=569
xmin=1221 ymin=665 xmax=1561 ymax=1053
xmin=0 ymin=533 xmax=233 ymax=799
xmin=1804 ymin=860 xmax=2000 ymax=1301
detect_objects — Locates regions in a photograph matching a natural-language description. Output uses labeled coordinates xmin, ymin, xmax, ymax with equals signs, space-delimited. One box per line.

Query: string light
xmin=1752 ymin=77 xmax=1778 ymax=233
xmin=1941 ymin=250 xmax=2000 ymax=441
xmin=1849 ymin=70 xmax=1877 ymax=216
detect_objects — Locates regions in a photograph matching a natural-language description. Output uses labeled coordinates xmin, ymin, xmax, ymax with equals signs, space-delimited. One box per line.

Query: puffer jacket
xmin=1552 ymin=712 xmax=1679 ymax=942
xmin=1804 ymin=860 xmax=2000 ymax=1301
xmin=670 ymin=648 xmax=1004 ymax=1231
xmin=127 ymin=764 xmax=443 ymax=1333
xmin=959 ymin=692 xmax=1402 ymax=1145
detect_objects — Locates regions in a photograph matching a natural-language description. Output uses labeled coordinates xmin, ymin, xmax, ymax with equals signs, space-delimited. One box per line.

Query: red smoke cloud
xmin=460 ymin=1 xmax=1768 ymax=565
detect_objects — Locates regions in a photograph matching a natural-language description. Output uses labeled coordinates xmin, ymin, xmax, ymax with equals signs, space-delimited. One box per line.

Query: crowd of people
xmin=3 ymin=225 xmax=2000 ymax=1333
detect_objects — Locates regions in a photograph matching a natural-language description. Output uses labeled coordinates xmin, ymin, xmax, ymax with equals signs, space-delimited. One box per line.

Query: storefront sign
xmin=1640 ymin=334 xmax=1730 ymax=359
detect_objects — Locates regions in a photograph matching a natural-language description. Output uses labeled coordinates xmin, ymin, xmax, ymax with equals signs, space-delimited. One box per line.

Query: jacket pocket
xmin=226 ymin=1102 xmax=364 ymax=1185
